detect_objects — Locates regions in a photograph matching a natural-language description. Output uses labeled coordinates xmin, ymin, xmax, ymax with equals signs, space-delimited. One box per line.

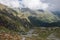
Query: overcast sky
xmin=0 ymin=0 xmax=60 ymax=11
xmin=41 ymin=0 xmax=60 ymax=11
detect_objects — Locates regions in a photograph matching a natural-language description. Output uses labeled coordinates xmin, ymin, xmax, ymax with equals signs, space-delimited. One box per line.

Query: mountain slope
xmin=20 ymin=8 xmax=60 ymax=23
xmin=0 ymin=3 xmax=60 ymax=40
xmin=27 ymin=10 xmax=60 ymax=27
xmin=14 ymin=7 xmax=60 ymax=27
xmin=0 ymin=4 xmax=33 ymax=33
xmin=0 ymin=3 xmax=60 ymax=32
xmin=35 ymin=10 xmax=60 ymax=22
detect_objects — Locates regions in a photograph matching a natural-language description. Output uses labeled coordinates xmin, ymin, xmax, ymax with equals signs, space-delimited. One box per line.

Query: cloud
xmin=0 ymin=0 xmax=49 ymax=10
xmin=41 ymin=0 xmax=60 ymax=11
xmin=21 ymin=0 xmax=49 ymax=10
xmin=0 ymin=0 xmax=20 ymax=8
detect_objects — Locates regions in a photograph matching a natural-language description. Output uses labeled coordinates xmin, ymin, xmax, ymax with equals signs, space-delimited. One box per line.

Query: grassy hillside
xmin=0 ymin=3 xmax=33 ymax=33
xmin=0 ymin=4 xmax=60 ymax=40
xmin=27 ymin=10 xmax=60 ymax=27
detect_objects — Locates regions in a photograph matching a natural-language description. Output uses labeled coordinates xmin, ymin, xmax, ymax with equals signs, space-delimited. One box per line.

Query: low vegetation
xmin=0 ymin=4 xmax=60 ymax=40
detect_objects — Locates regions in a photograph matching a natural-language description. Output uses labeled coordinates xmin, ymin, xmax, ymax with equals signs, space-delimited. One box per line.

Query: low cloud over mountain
xmin=0 ymin=0 xmax=60 ymax=11
xmin=0 ymin=0 xmax=49 ymax=10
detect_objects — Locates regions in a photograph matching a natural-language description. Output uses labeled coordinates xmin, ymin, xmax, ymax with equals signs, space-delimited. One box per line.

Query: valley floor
xmin=0 ymin=26 xmax=60 ymax=40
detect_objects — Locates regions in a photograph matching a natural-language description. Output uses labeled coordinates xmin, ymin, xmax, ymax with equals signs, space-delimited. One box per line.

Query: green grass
xmin=54 ymin=28 xmax=60 ymax=38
